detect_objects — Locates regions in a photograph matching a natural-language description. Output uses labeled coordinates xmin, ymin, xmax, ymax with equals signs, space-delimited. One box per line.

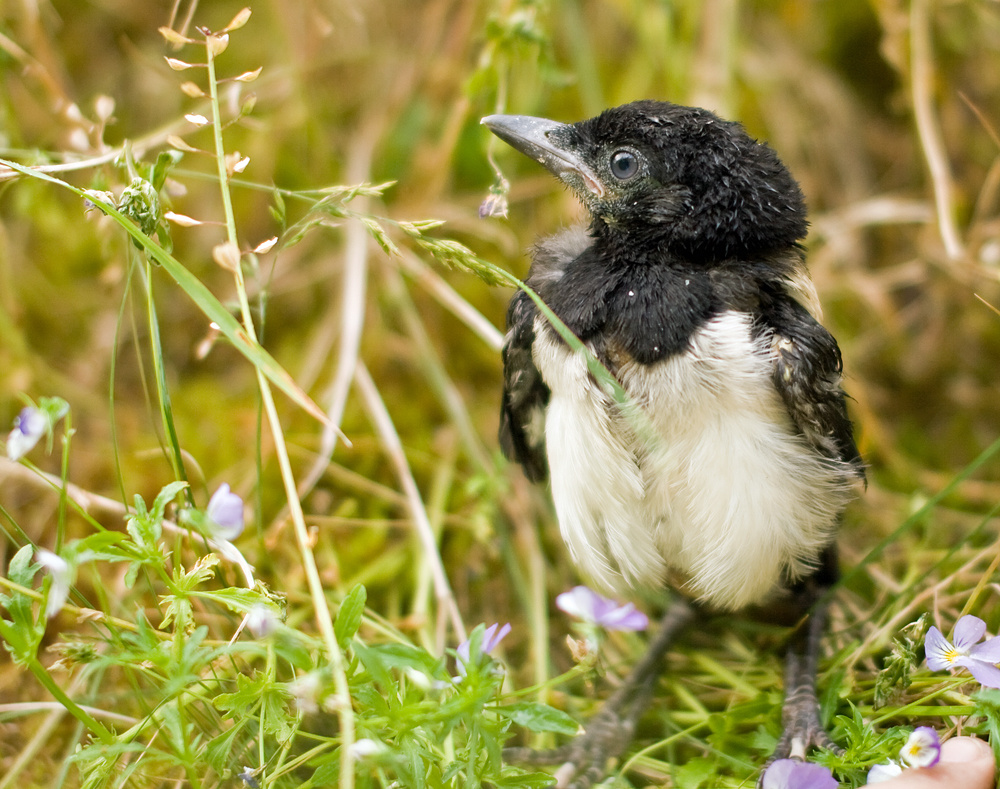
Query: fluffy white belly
xmin=533 ymin=310 xmax=856 ymax=611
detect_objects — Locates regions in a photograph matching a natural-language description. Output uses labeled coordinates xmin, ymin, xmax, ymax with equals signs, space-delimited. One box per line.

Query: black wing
xmin=499 ymin=289 xmax=550 ymax=482
xmin=764 ymin=297 xmax=865 ymax=481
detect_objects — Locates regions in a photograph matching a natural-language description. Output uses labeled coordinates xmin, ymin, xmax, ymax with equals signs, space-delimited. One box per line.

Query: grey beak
xmin=482 ymin=114 xmax=604 ymax=197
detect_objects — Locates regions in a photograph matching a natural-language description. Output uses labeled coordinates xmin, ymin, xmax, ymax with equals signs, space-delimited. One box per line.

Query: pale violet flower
xmin=866 ymin=762 xmax=903 ymax=784
xmin=455 ymin=622 xmax=511 ymax=676
xmin=479 ymin=177 xmax=509 ymax=219
xmin=556 ymin=586 xmax=649 ymax=631
xmin=36 ymin=549 xmax=73 ymax=619
xmin=7 ymin=407 xmax=46 ymax=461
xmin=207 ymin=483 xmax=245 ymax=540
xmin=478 ymin=191 xmax=508 ymax=219
xmin=925 ymin=615 xmax=1000 ymax=687
xmin=245 ymin=604 xmax=278 ymax=639
xmin=237 ymin=769 xmax=260 ymax=789
xmin=760 ymin=759 xmax=837 ymax=789
xmin=900 ymin=727 xmax=941 ymax=768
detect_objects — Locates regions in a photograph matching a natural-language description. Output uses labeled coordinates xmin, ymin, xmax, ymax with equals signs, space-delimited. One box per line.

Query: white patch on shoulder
xmin=532 ymin=310 xmax=858 ymax=610
xmin=530 ymin=226 xmax=592 ymax=284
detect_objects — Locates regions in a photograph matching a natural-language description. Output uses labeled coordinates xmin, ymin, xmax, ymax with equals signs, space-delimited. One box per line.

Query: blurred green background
xmin=2 ymin=0 xmax=1000 ymax=784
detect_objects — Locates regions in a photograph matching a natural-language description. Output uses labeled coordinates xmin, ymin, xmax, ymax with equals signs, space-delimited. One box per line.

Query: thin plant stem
xmin=142 ymin=260 xmax=192 ymax=502
xmin=354 ymin=360 xmax=467 ymax=649
xmin=910 ymin=0 xmax=964 ymax=260
xmin=203 ymin=30 xmax=355 ymax=788
xmin=296 ymin=129 xmax=376 ymax=500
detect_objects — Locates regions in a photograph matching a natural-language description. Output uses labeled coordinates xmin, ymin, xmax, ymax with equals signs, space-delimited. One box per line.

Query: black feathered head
xmin=483 ymin=100 xmax=807 ymax=263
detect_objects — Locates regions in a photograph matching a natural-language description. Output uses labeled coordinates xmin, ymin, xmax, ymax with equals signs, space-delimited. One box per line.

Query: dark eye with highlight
xmin=610 ymin=150 xmax=639 ymax=180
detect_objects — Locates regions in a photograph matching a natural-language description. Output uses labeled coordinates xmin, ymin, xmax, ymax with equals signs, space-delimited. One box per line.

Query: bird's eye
xmin=610 ymin=150 xmax=639 ymax=180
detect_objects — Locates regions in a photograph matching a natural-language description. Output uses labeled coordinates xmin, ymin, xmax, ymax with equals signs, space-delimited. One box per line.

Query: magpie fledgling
xmin=483 ymin=101 xmax=865 ymax=788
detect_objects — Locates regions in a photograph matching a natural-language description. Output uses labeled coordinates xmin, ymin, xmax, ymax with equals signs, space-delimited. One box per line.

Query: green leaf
xmin=351 ymin=640 xmax=394 ymax=693
xmin=150 ymin=150 xmax=183 ymax=191
xmin=7 ymin=543 xmax=38 ymax=589
xmin=71 ymin=531 xmax=131 ymax=564
xmin=151 ymin=480 xmax=190 ymax=524
xmin=310 ymin=758 xmax=339 ymax=787
xmin=334 ymin=584 xmax=366 ymax=648
xmin=38 ymin=396 xmax=70 ymax=423
xmin=0 ymin=546 xmax=43 ymax=661
xmin=494 ymin=769 xmax=559 ymax=787
xmin=368 ymin=642 xmax=441 ymax=677
xmin=675 ymin=756 xmax=716 ymax=789
xmin=204 ymin=717 xmax=251 ymax=773
xmin=494 ymin=702 xmax=579 ymax=735
xmin=174 ymin=553 xmax=220 ymax=593
xmin=270 ymin=186 xmax=287 ymax=229
xmin=191 ymin=586 xmax=278 ymax=615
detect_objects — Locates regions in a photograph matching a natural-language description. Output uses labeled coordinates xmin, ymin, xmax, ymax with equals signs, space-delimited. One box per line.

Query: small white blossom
xmin=234 ymin=67 xmax=262 ymax=83
xmin=166 ymin=57 xmax=197 ymax=71
xmin=36 ymin=549 xmax=73 ymax=619
xmin=164 ymin=211 xmax=203 ymax=227
xmin=95 ymin=95 xmax=116 ymax=122
xmin=223 ymin=8 xmax=252 ymax=32
xmin=349 ymin=738 xmax=383 ymax=758
xmin=206 ymin=34 xmax=229 ymax=58
xmin=213 ymin=241 xmax=242 ymax=273
xmin=288 ymin=672 xmax=322 ymax=714
xmin=253 ymin=237 xmax=278 ymax=254
xmin=866 ymin=762 xmax=903 ymax=784
xmin=245 ymin=604 xmax=278 ymax=639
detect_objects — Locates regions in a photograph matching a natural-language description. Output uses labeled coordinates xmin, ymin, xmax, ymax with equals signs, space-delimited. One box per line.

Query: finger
xmin=873 ymin=737 xmax=995 ymax=789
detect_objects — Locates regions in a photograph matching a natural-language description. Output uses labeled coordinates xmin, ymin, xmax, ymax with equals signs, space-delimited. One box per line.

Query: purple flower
xmin=456 ymin=622 xmax=511 ymax=676
xmin=900 ymin=727 xmax=941 ymax=769
xmin=7 ymin=407 xmax=46 ymax=461
xmin=555 ymin=586 xmax=649 ymax=631
xmin=207 ymin=483 xmax=245 ymax=541
xmin=761 ymin=759 xmax=838 ymax=789
xmin=478 ymin=191 xmax=508 ymax=219
xmin=925 ymin=615 xmax=1000 ymax=687
xmin=866 ymin=762 xmax=903 ymax=784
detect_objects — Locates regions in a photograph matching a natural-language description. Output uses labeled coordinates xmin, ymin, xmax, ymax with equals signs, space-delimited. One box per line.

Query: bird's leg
xmin=757 ymin=568 xmax=843 ymax=787
xmin=504 ymin=600 xmax=694 ymax=789
xmin=769 ymin=598 xmax=842 ymax=763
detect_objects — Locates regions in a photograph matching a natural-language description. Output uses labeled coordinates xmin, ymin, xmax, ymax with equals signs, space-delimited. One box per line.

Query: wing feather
xmin=765 ymin=296 xmax=865 ymax=480
xmin=499 ymin=290 xmax=550 ymax=482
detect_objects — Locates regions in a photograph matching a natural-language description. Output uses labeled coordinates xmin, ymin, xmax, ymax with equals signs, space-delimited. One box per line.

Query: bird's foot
xmin=756 ymin=676 xmax=842 ymax=788
xmin=504 ymin=602 xmax=694 ymax=789
xmin=503 ymin=703 xmax=639 ymax=789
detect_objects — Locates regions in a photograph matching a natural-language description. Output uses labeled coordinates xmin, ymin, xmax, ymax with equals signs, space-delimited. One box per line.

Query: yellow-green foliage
xmin=1 ymin=2 xmax=1000 ymax=787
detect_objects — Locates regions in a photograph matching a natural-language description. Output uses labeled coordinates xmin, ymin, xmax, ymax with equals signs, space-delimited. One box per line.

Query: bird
xmin=482 ymin=100 xmax=865 ymax=788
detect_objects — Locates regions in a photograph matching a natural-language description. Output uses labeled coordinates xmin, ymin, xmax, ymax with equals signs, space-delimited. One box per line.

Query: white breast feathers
xmin=532 ymin=309 xmax=858 ymax=610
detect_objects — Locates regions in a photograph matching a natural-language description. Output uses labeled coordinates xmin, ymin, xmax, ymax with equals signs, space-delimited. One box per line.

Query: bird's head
xmin=483 ymin=100 xmax=807 ymax=263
